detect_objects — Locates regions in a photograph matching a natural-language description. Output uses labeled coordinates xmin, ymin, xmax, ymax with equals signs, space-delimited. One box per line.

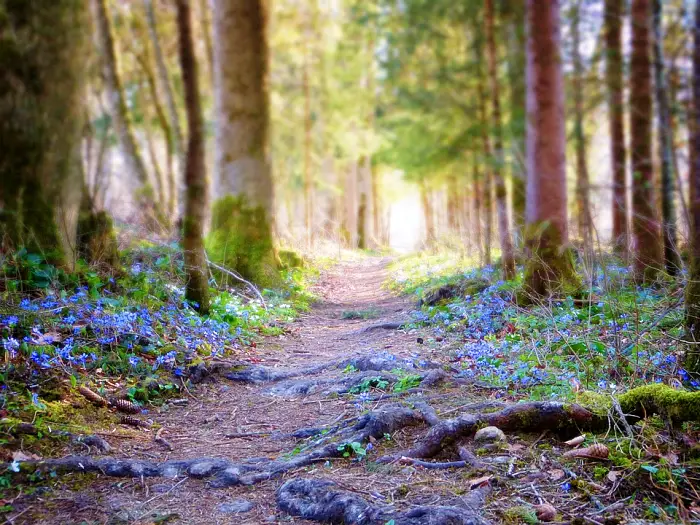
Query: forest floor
xmin=3 ymin=257 xmax=692 ymax=524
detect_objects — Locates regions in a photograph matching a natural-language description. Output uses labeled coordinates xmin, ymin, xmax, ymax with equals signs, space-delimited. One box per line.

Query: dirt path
xmin=32 ymin=258 xmax=459 ymax=525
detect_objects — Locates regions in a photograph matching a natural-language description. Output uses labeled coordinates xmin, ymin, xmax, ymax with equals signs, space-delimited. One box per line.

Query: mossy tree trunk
xmin=0 ymin=0 xmax=87 ymax=268
xmin=630 ymin=0 xmax=663 ymax=281
xmin=210 ymin=0 xmax=279 ymax=287
xmin=652 ymin=0 xmax=680 ymax=276
xmin=523 ymin=0 xmax=580 ymax=297
xmin=143 ymin=0 xmax=184 ymax=225
xmin=604 ymin=0 xmax=629 ymax=254
xmin=177 ymin=0 xmax=209 ymax=314
xmin=571 ymin=0 xmax=593 ymax=251
xmin=91 ymin=0 xmax=161 ymax=227
xmin=684 ymin=0 xmax=700 ymax=373
xmin=485 ymin=0 xmax=515 ymax=280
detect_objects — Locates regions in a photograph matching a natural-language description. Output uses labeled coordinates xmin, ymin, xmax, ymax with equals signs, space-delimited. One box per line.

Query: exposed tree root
xmin=276 ymin=478 xmax=491 ymax=525
xmin=379 ymin=402 xmax=604 ymax=462
xmin=13 ymin=405 xmax=423 ymax=488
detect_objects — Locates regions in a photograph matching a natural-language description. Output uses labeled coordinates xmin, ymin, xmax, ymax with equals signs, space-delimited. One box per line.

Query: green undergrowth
xmin=0 ymin=240 xmax=318 ymax=469
xmin=389 ymin=251 xmax=693 ymax=400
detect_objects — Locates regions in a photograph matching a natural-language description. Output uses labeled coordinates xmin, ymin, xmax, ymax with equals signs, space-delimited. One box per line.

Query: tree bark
xmin=604 ymin=0 xmax=629 ymax=253
xmin=477 ymin=84 xmax=493 ymax=267
xmin=684 ymin=0 xmax=700 ymax=371
xmin=0 ymin=0 xmax=88 ymax=267
xmin=210 ymin=0 xmax=278 ymax=286
xmin=652 ymin=0 xmax=680 ymax=275
xmin=630 ymin=0 xmax=663 ymax=280
xmin=91 ymin=0 xmax=158 ymax=221
xmin=485 ymin=0 xmax=515 ymax=280
xmin=472 ymin=156 xmax=484 ymax=265
xmin=420 ymin=180 xmax=435 ymax=249
xmin=303 ymin=44 xmax=314 ymax=248
xmin=504 ymin=1 xmax=526 ymax=242
xmin=572 ymin=0 xmax=593 ymax=250
xmin=177 ymin=0 xmax=210 ymax=314
xmin=523 ymin=0 xmax=579 ymax=297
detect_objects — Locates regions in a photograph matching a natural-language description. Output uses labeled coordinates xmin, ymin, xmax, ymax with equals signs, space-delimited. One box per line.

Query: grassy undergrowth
xmin=0 ymin=242 xmax=316 ymax=458
xmin=389 ymin=252 xmax=691 ymax=399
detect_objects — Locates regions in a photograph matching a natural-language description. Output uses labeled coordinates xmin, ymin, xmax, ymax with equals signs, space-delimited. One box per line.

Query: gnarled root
xmin=276 ymin=478 xmax=491 ymax=525
xmin=380 ymin=402 xmax=604 ymax=462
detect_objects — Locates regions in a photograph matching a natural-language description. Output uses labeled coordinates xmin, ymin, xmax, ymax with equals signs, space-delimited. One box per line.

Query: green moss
xmin=206 ymin=195 xmax=281 ymax=288
xmin=77 ymin=208 xmax=120 ymax=269
xmin=278 ymin=249 xmax=305 ymax=269
xmin=618 ymin=384 xmax=700 ymax=424
xmin=575 ymin=391 xmax=612 ymax=416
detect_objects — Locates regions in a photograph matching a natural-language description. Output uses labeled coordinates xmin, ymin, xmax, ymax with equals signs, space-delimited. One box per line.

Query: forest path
xmin=37 ymin=257 xmax=457 ymax=525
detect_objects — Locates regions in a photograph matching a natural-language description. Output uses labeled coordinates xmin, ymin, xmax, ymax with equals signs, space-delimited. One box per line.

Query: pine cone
xmin=110 ymin=398 xmax=140 ymax=414
xmin=78 ymin=386 xmax=108 ymax=407
xmin=534 ymin=504 xmax=557 ymax=522
xmin=563 ymin=443 xmax=609 ymax=459
xmin=119 ymin=415 xmax=152 ymax=428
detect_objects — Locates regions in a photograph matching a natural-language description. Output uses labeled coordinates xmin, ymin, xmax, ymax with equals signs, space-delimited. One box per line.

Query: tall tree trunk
xmin=630 ymin=0 xmax=663 ymax=280
xmin=504 ymin=1 xmax=527 ymax=242
xmin=420 ymin=180 xmax=435 ymax=249
xmin=477 ymin=84 xmax=493 ymax=267
xmin=485 ymin=0 xmax=515 ymax=280
xmin=177 ymin=0 xmax=209 ymax=313
xmin=0 ymin=0 xmax=88 ymax=268
xmin=684 ymin=0 xmax=700 ymax=371
xmin=303 ymin=47 xmax=314 ymax=248
xmin=604 ymin=0 xmax=629 ymax=253
xmin=572 ymin=0 xmax=593 ymax=249
xmin=523 ymin=0 xmax=579 ymax=297
xmin=91 ymin=0 xmax=158 ymax=221
xmin=143 ymin=0 xmax=184 ymax=223
xmin=447 ymin=174 xmax=459 ymax=233
xmin=197 ymin=0 xmax=215 ymax=83
xmin=210 ymin=0 xmax=278 ymax=286
xmin=652 ymin=0 xmax=680 ymax=275
xmin=473 ymin=156 xmax=484 ymax=265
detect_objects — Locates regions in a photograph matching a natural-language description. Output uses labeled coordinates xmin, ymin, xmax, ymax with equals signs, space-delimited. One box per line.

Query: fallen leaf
xmin=661 ymin=452 xmax=679 ymax=465
xmin=548 ymin=468 xmax=565 ymax=481
xmin=12 ymin=450 xmax=41 ymax=461
xmin=507 ymin=443 xmax=525 ymax=453
xmin=467 ymin=475 xmax=493 ymax=489
xmin=607 ymin=470 xmax=621 ymax=483
xmin=564 ymin=435 xmax=585 ymax=447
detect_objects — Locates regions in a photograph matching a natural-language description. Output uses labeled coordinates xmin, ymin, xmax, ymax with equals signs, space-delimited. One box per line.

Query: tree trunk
xmin=652 ymin=0 xmax=680 ymax=275
xmin=604 ymin=0 xmax=629 ymax=253
xmin=630 ymin=0 xmax=663 ymax=281
xmin=176 ymin=0 xmax=210 ymax=314
xmin=0 ymin=0 xmax=87 ymax=268
xmin=472 ymin=157 xmax=484 ymax=265
xmin=485 ymin=0 xmax=515 ymax=280
xmin=210 ymin=0 xmax=278 ymax=287
xmin=571 ymin=0 xmax=593 ymax=249
xmin=420 ymin=181 xmax=435 ymax=249
xmin=197 ymin=0 xmax=215 ymax=83
xmin=447 ymin=174 xmax=459 ymax=233
xmin=504 ymin=2 xmax=526 ymax=242
xmin=91 ymin=0 xmax=158 ymax=222
xmin=684 ymin=0 xmax=700 ymax=371
xmin=144 ymin=0 xmax=184 ymax=202
xmin=523 ymin=0 xmax=579 ymax=297
xmin=477 ymin=85 xmax=493 ymax=267
xmin=303 ymin=46 xmax=314 ymax=248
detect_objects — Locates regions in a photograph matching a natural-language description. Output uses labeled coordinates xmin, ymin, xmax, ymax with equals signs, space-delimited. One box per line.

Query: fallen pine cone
xmin=110 ymin=398 xmax=140 ymax=414
xmin=534 ymin=504 xmax=557 ymax=522
xmin=563 ymin=443 xmax=609 ymax=459
xmin=119 ymin=415 xmax=152 ymax=428
xmin=78 ymin=386 xmax=108 ymax=407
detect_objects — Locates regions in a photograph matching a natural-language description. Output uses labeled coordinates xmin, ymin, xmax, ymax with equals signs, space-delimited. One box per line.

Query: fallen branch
xmin=206 ymin=257 xmax=267 ymax=311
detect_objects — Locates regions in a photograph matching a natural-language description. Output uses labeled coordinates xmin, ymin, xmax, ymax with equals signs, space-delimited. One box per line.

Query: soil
xmin=3 ymin=259 xmax=654 ymax=524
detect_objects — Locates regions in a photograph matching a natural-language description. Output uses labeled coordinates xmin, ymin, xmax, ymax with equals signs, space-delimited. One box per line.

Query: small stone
xmin=217 ymin=499 xmax=254 ymax=514
xmin=474 ymin=426 xmax=506 ymax=443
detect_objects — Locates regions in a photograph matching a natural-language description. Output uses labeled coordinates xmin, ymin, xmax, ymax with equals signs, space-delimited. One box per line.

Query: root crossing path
xmin=16 ymin=258 xmax=597 ymax=525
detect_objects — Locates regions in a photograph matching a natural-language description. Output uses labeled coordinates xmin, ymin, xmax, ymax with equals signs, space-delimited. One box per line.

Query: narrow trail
xmin=36 ymin=258 xmax=453 ymax=525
